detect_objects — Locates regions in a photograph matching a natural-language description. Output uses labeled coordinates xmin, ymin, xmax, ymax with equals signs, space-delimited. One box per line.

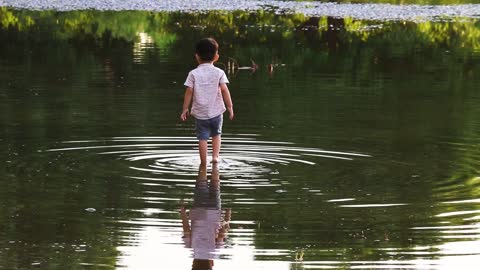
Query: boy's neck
xmin=199 ymin=61 xmax=214 ymax=65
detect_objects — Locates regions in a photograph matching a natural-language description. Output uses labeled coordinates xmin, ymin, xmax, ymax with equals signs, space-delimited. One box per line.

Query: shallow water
xmin=1 ymin=4 xmax=480 ymax=270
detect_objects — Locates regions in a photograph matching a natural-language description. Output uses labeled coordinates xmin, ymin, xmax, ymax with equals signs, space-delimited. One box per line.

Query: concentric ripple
xmin=46 ymin=136 xmax=370 ymax=178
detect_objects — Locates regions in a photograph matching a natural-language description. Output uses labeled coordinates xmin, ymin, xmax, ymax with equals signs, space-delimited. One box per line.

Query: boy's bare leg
xmin=211 ymin=162 xmax=220 ymax=185
xmin=212 ymin=135 xmax=221 ymax=163
xmin=198 ymin=162 xmax=208 ymax=181
xmin=198 ymin=140 xmax=208 ymax=165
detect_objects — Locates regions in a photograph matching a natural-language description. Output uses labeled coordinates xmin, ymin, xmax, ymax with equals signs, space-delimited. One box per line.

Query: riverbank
xmin=1 ymin=0 xmax=480 ymax=21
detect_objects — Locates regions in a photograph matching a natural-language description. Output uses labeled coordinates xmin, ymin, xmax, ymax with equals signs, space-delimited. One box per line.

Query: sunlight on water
xmin=338 ymin=203 xmax=407 ymax=207
xmin=117 ymin=226 xmax=293 ymax=269
xmin=133 ymin=32 xmax=155 ymax=65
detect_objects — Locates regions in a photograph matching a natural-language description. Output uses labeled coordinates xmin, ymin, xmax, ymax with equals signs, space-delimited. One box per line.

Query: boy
xmin=181 ymin=38 xmax=234 ymax=165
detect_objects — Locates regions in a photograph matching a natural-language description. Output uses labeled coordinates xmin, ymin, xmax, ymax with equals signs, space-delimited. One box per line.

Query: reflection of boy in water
xmin=180 ymin=164 xmax=231 ymax=270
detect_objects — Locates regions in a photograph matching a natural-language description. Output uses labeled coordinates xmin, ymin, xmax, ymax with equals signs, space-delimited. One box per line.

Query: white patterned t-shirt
xmin=184 ymin=63 xmax=229 ymax=120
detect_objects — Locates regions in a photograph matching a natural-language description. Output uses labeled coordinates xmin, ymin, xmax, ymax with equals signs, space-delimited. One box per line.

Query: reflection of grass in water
xmin=2 ymin=8 xmax=480 ymax=52
xmin=0 ymin=7 xmax=35 ymax=29
xmin=0 ymin=8 xmax=177 ymax=49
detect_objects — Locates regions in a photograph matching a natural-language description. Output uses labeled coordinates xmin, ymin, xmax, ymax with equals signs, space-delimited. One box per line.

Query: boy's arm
xmin=180 ymin=201 xmax=191 ymax=236
xmin=180 ymin=87 xmax=193 ymax=121
xmin=216 ymin=208 xmax=232 ymax=243
xmin=220 ymin=84 xmax=234 ymax=120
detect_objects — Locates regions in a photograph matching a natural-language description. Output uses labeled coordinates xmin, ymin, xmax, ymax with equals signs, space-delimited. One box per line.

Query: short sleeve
xmin=219 ymin=71 xmax=229 ymax=84
xmin=184 ymin=72 xmax=194 ymax=88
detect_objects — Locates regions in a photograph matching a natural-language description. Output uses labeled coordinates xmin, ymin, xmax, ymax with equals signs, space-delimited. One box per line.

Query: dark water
xmin=1 ymin=6 xmax=480 ymax=270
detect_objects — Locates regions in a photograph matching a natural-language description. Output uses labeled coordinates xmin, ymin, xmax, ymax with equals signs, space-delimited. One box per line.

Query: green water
xmin=1 ymin=8 xmax=480 ymax=270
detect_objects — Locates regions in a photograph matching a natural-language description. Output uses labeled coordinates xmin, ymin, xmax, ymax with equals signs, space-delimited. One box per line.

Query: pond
xmin=1 ymin=1 xmax=480 ymax=269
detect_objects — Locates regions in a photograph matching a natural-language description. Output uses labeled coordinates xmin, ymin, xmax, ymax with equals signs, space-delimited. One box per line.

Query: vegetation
xmin=0 ymin=7 xmax=479 ymax=268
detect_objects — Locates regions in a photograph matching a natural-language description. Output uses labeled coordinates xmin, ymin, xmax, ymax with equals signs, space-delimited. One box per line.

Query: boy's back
xmin=184 ymin=63 xmax=229 ymax=120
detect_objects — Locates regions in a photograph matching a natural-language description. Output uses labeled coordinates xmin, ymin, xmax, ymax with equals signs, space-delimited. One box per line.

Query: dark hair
xmin=195 ymin=38 xmax=219 ymax=61
xmin=192 ymin=259 xmax=213 ymax=270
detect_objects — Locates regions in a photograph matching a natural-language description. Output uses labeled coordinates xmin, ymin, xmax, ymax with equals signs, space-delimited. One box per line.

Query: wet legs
xmin=212 ymin=135 xmax=221 ymax=163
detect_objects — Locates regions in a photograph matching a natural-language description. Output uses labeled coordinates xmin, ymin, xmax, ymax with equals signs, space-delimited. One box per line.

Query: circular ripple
xmin=46 ymin=136 xmax=370 ymax=178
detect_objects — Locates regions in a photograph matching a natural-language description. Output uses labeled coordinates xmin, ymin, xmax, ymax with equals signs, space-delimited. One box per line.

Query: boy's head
xmin=192 ymin=259 xmax=213 ymax=270
xmin=195 ymin=38 xmax=219 ymax=62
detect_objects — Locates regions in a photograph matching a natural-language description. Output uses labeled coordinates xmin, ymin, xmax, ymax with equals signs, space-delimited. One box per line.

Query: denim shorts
xmin=195 ymin=114 xmax=223 ymax=140
xmin=193 ymin=181 xmax=221 ymax=209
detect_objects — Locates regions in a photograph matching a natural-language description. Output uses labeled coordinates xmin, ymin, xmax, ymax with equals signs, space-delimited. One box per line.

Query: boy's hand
xmin=228 ymin=107 xmax=234 ymax=120
xmin=180 ymin=109 xmax=189 ymax=121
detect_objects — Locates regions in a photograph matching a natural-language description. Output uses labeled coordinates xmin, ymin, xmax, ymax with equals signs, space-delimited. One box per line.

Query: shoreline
xmin=1 ymin=1 xmax=480 ymax=22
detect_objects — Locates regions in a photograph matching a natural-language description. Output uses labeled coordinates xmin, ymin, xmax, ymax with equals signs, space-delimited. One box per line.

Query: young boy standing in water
xmin=181 ymin=38 xmax=234 ymax=165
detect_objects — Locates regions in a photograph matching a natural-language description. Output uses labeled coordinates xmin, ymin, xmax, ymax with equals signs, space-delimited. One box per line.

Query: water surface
xmin=1 ymin=4 xmax=480 ymax=270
